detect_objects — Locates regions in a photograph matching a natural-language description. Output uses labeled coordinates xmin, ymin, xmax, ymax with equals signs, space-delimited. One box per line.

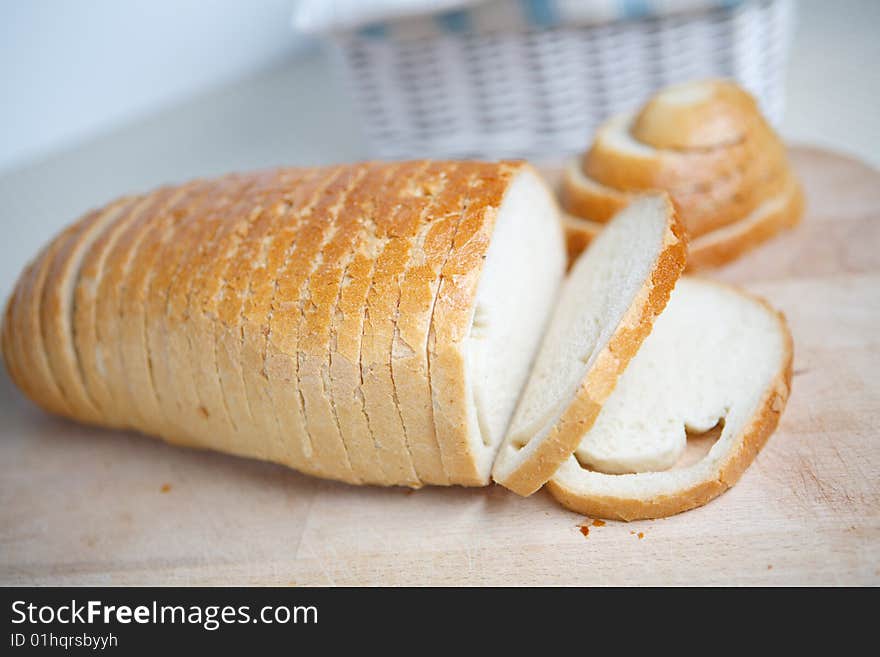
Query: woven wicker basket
xmin=327 ymin=0 xmax=794 ymax=159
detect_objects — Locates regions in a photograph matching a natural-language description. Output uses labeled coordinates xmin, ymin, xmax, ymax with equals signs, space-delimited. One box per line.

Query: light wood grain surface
xmin=0 ymin=147 xmax=877 ymax=586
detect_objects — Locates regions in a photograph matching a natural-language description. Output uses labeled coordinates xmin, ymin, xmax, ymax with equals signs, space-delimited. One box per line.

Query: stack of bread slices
xmin=2 ymin=125 xmax=794 ymax=521
xmin=560 ymin=79 xmax=804 ymax=270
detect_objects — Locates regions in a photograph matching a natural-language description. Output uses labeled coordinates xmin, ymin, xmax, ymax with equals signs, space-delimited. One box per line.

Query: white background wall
xmin=1 ymin=0 xmax=311 ymax=173
xmin=2 ymin=0 xmax=878 ymax=174
xmin=0 ymin=0 xmax=877 ymax=302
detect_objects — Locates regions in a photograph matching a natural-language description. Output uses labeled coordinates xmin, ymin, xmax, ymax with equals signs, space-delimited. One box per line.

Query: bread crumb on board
xmin=160 ymin=483 xmax=172 ymax=493
xmin=578 ymin=518 xmax=608 ymax=537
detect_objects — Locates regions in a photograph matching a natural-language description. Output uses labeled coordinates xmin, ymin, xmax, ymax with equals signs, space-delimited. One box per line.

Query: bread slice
xmin=183 ymin=177 xmax=283 ymax=450
xmin=360 ymin=162 xmax=433 ymax=487
xmin=144 ymin=179 xmax=244 ymax=443
xmin=42 ymin=199 xmax=137 ymax=423
xmin=243 ymin=169 xmax=329 ymax=477
xmin=259 ymin=169 xmax=343 ymax=473
xmin=548 ymin=278 xmax=793 ymax=520
xmin=430 ymin=164 xmax=566 ymax=485
xmin=193 ymin=170 xmax=303 ymax=462
xmin=94 ymin=183 xmax=203 ymax=432
xmin=6 ymin=236 xmax=75 ymax=418
xmin=74 ymin=194 xmax=149 ymax=428
xmin=131 ymin=181 xmax=237 ymax=440
xmin=299 ymin=163 xmax=400 ymax=485
xmin=559 ymin=158 xmax=628 ymax=224
xmin=392 ymin=163 xmax=479 ymax=485
xmin=328 ymin=166 xmax=400 ymax=486
xmin=155 ymin=178 xmax=253 ymax=446
xmin=388 ymin=161 xmax=463 ymax=485
xmin=273 ymin=166 xmax=365 ymax=483
xmin=561 ymin=172 xmax=804 ymax=270
xmin=683 ymin=174 xmax=804 ymax=270
xmin=2 ymin=262 xmax=31 ymax=402
xmin=92 ymin=186 xmax=193 ymax=430
xmin=492 ymin=195 xmax=686 ymax=496
xmin=368 ymin=161 xmax=451 ymax=485
xmin=214 ymin=170 xmax=298 ymax=459
xmin=575 ymin=130 xmax=786 ymax=241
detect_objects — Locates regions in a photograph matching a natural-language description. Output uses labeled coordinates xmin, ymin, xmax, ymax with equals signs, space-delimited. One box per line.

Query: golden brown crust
xmin=3 ymin=260 xmax=39 ymax=406
xmin=266 ymin=165 xmax=362 ymax=481
xmin=110 ymin=190 xmax=203 ymax=432
xmin=14 ymin=224 xmax=83 ymax=418
xmin=144 ymin=178 xmax=242 ymax=444
xmin=428 ymin=162 xmax=526 ymax=485
xmin=180 ymin=171 xmax=300 ymax=461
xmin=495 ymin=197 xmax=688 ymax=496
xmin=559 ymin=159 xmax=628 ymax=224
xmin=215 ymin=169 xmax=309 ymax=464
xmin=685 ymin=175 xmax=805 ymax=270
xmin=324 ymin=168 xmax=391 ymax=485
xmin=582 ymin=128 xmax=788 ymax=239
xmin=298 ymin=163 xmax=386 ymax=485
xmin=360 ymin=162 xmax=441 ymax=487
xmin=631 ymin=79 xmax=761 ymax=150
xmin=74 ymin=194 xmax=147 ymax=428
xmin=560 ymin=212 xmax=601 ymax=266
xmin=374 ymin=161 xmax=451 ymax=485
xmin=43 ymin=198 xmax=138 ymax=423
xmin=96 ymin=183 xmax=202 ymax=431
xmin=176 ymin=177 xmax=274 ymax=450
xmin=1 ymin=281 xmax=22 ymax=395
xmin=391 ymin=162 xmax=473 ymax=486
xmin=546 ymin=288 xmax=794 ymax=520
xmin=561 ymin=173 xmax=804 ymax=271
xmin=247 ymin=168 xmax=330 ymax=477
xmin=572 ymin=80 xmax=797 ymax=241
xmin=393 ymin=163 xmax=477 ymax=484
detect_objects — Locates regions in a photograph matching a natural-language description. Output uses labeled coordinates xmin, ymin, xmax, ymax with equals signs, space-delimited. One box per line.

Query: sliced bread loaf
xmin=548 ymin=277 xmax=793 ymax=520
xmin=492 ymin=195 xmax=687 ymax=496
xmin=2 ymin=162 xmax=566 ymax=488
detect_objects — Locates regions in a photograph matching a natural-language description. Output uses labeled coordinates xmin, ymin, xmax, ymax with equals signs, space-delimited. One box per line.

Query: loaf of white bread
xmin=2 ymin=158 xmax=792 ymax=519
xmin=560 ymin=79 xmax=804 ymax=269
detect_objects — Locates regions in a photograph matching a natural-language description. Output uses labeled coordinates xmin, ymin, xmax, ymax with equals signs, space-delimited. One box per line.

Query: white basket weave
xmin=328 ymin=0 xmax=795 ymax=159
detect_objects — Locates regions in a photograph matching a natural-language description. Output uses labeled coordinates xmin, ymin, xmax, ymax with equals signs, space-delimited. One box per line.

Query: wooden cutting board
xmin=1 ymin=147 xmax=877 ymax=586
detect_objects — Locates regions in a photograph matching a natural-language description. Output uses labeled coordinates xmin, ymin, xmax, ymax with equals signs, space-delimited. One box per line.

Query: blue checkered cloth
xmin=293 ymin=0 xmax=747 ymax=37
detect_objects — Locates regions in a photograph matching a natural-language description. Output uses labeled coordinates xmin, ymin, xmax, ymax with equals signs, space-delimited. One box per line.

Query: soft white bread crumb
xmin=492 ymin=195 xmax=685 ymax=494
xmin=461 ymin=168 xmax=566 ymax=479
xmin=549 ymin=277 xmax=793 ymax=519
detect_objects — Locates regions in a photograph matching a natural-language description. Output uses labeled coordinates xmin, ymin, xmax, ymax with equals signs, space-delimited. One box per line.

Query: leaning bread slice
xmin=548 ymin=278 xmax=793 ymax=520
xmin=492 ymin=195 xmax=686 ymax=496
